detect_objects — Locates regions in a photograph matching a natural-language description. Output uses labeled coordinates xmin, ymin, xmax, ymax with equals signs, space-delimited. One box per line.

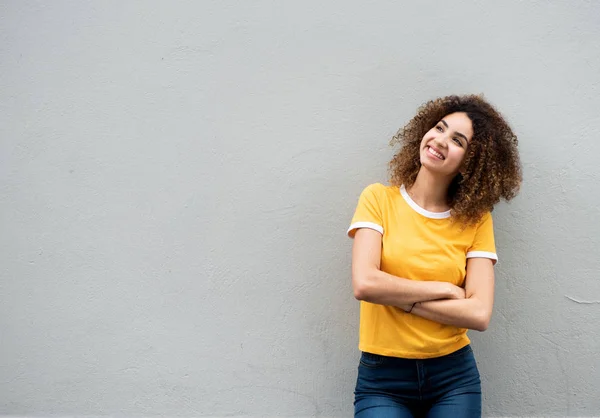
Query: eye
xmin=436 ymin=125 xmax=443 ymax=132
xmin=453 ymin=138 xmax=463 ymax=147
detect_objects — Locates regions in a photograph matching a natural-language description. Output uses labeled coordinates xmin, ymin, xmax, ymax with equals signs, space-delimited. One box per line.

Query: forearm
xmin=410 ymin=297 xmax=491 ymax=331
xmin=353 ymin=269 xmax=457 ymax=308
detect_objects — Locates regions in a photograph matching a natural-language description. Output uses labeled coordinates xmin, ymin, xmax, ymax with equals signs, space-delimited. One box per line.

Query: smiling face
xmin=419 ymin=112 xmax=474 ymax=177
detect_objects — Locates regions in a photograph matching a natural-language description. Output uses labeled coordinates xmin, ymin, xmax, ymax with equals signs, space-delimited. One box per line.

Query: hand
xmin=399 ymin=303 xmax=413 ymax=312
xmin=445 ymin=283 xmax=466 ymax=300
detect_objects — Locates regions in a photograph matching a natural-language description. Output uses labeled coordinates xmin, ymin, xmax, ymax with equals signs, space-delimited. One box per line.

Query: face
xmin=419 ymin=112 xmax=473 ymax=177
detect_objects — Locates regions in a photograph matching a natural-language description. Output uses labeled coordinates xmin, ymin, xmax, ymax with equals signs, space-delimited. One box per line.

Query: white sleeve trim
xmin=347 ymin=222 xmax=384 ymax=238
xmin=466 ymin=251 xmax=498 ymax=263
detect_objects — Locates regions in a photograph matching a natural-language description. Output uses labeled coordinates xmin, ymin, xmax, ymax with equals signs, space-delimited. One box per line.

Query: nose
xmin=433 ymin=134 xmax=448 ymax=149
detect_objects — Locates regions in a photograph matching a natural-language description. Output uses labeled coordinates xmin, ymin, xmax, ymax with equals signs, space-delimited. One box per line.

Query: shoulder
xmin=457 ymin=211 xmax=494 ymax=236
xmin=477 ymin=211 xmax=494 ymax=227
xmin=459 ymin=211 xmax=494 ymax=232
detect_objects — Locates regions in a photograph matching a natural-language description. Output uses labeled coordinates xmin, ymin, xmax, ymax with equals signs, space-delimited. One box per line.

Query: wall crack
xmin=565 ymin=295 xmax=600 ymax=304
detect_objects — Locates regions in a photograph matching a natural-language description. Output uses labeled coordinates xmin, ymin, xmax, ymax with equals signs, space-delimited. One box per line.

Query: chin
xmin=420 ymin=156 xmax=455 ymax=178
xmin=420 ymin=154 xmax=441 ymax=172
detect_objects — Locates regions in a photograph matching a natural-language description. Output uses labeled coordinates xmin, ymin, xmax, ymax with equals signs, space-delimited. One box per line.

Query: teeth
xmin=428 ymin=147 xmax=444 ymax=160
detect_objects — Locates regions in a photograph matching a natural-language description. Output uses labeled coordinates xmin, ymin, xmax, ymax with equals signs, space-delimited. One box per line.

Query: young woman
xmin=347 ymin=95 xmax=522 ymax=417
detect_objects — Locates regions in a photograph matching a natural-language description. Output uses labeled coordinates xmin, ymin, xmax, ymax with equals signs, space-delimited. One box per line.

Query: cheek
xmin=448 ymin=148 xmax=467 ymax=165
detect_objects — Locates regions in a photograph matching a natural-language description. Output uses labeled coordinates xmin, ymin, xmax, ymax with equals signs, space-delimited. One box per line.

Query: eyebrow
xmin=440 ymin=119 xmax=468 ymax=142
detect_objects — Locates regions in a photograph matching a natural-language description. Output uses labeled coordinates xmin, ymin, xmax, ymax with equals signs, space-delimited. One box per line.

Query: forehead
xmin=442 ymin=112 xmax=473 ymax=138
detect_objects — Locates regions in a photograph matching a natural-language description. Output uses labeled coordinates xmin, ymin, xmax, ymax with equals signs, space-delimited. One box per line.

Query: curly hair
xmin=389 ymin=94 xmax=522 ymax=225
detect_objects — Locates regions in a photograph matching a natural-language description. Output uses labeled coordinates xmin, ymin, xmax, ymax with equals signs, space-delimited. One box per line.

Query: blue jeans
xmin=354 ymin=345 xmax=481 ymax=417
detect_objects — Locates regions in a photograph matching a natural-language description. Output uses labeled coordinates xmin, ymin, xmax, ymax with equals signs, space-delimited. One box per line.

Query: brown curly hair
xmin=389 ymin=94 xmax=522 ymax=225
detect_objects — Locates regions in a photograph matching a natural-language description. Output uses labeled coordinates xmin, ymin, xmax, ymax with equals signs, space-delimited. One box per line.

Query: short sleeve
xmin=466 ymin=212 xmax=498 ymax=264
xmin=347 ymin=183 xmax=384 ymax=238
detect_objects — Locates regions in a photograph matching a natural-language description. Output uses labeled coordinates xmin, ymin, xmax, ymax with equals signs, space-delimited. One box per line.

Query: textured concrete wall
xmin=1 ymin=1 xmax=599 ymax=417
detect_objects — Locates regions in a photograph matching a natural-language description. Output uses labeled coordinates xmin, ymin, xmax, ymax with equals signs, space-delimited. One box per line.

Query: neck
xmin=407 ymin=168 xmax=453 ymax=211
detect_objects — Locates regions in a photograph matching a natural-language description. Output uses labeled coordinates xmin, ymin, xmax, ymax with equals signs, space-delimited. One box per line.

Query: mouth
xmin=426 ymin=145 xmax=445 ymax=160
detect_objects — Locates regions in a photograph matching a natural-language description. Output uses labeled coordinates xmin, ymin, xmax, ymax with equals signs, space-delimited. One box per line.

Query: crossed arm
xmin=351 ymin=228 xmax=495 ymax=332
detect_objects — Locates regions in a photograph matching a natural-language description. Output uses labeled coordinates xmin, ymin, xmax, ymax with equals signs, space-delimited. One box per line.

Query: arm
xmin=409 ymin=257 xmax=495 ymax=331
xmin=351 ymin=228 xmax=466 ymax=307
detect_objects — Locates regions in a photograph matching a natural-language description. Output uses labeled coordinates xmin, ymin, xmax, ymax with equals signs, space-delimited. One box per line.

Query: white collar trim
xmin=400 ymin=184 xmax=452 ymax=219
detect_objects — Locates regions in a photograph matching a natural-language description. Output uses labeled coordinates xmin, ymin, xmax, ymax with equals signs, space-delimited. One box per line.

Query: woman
xmin=347 ymin=95 xmax=522 ymax=417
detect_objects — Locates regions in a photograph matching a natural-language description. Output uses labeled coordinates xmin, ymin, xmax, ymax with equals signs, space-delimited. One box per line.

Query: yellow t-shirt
xmin=347 ymin=183 xmax=497 ymax=359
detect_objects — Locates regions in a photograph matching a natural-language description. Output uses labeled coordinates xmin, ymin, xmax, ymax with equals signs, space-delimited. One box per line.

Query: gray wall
xmin=1 ymin=1 xmax=599 ymax=417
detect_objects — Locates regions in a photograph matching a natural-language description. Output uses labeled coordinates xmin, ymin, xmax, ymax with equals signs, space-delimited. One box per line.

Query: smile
xmin=426 ymin=146 xmax=445 ymax=160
